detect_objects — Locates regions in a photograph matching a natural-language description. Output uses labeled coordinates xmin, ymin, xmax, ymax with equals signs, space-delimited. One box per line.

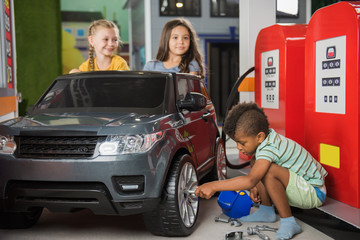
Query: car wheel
xmin=0 ymin=207 xmax=43 ymax=229
xmin=210 ymin=137 xmax=227 ymax=181
xmin=143 ymin=154 xmax=199 ymax=236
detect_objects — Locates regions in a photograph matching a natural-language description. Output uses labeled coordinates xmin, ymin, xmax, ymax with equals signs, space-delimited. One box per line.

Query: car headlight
xmin=0 ymin=135 xmax=17 ymax=154
xmin=99 ymin=131 xmax=164 ymax=155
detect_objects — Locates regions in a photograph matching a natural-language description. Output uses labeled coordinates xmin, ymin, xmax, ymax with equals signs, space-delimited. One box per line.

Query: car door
xmin=177 ymin=76 xmax=213 ymax=167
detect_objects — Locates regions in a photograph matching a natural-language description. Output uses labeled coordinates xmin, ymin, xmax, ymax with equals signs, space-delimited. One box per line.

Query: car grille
xmin=16 ymin=136 xmax=105 ymax=158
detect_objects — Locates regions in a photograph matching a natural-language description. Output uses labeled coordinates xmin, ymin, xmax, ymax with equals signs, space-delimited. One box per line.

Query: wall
xmin=139 ymin=1 xmax=309 ymax=69
xmin=14 ymin=0 xmax=62 ymax=116
xmin=60 ymin=0 xmax=129 ymax=42
xmin=130 ymin=0 xmax=145 ymax=70
xmin=239 ymin=0 xmax=276 ymax=104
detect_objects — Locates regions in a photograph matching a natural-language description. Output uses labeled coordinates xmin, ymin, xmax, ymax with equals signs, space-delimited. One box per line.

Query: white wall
xmin=239 ymin=0 xmax=276 ymax=103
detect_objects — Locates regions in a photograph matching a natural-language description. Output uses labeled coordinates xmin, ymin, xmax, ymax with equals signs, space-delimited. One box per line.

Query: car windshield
xmin=34 ymin=77 xmax=167 ymax=114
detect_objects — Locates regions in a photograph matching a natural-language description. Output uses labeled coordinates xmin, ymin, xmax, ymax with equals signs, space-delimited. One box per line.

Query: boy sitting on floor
xmin=195 ymin=102 xmax=327 ymax=240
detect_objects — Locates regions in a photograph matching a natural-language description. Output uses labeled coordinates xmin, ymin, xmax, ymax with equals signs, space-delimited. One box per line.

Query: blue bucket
xmin=217 ymin=190 xmax=253 ymax=218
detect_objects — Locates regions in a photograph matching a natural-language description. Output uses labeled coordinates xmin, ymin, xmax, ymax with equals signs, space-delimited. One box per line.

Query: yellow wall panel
xmin=320 ymin=143 xmax=340 ymax=168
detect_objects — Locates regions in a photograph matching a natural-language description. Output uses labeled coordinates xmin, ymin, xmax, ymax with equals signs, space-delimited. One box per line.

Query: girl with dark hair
xmin=143 ymin=18 xmax=205 ymax=78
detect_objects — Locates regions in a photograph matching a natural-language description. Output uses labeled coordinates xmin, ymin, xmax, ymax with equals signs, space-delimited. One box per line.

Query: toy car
xmin=0 ymin=71 xmax=227 ymax=236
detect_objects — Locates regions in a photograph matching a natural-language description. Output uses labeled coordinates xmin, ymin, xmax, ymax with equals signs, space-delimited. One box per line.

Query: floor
xmin=0 ymin=199 xmax=334 ymax=240
xmin=0 ymin=139 xmax=359 ymax=239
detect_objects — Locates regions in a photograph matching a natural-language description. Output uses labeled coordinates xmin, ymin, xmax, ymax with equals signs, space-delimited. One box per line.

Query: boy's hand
xmin=249 ymin=187 xmax=261 ymax=203
xmin=194 ymin=182 xmax=216 ymax=199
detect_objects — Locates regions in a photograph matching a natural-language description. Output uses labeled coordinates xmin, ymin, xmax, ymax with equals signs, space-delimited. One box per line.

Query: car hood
xmin=0 ymin=112 xmax=175 ymax=136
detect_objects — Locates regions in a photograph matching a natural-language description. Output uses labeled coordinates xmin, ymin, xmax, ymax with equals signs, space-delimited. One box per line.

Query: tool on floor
xmin=230 ymin=218 xmax=242 ymax=227
xmin=214 ymin=213 xmax=243 ymax=227
xmin=225 ymin=230 xmax=249 ymax=240
xmin=215 ymin=213 xmax=230 ymax=223
xmin=247 ymin=227 xmax=270 ymax=240
xmin=255 ymin=225 xmax=278 ymax=232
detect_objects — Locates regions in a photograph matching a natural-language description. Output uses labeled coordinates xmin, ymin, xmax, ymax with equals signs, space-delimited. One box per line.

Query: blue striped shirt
xmin=255 ymin=129 xmax=328 ymax=187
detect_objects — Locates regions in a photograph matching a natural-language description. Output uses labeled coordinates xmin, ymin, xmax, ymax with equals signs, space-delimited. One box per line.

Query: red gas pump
xmin=255 ymin=24 xmax=307 ymax=146
xmin=305 ymin=1 xmax=360 ymax=208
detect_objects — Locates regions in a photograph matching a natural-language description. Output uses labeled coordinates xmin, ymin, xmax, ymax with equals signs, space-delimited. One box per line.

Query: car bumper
xmin=0 ymin=147 xmax=170 ymax=215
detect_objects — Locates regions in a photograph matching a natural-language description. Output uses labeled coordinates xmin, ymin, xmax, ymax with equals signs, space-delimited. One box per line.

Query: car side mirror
xmin=178 ymin=92 xmax=207 ymax=111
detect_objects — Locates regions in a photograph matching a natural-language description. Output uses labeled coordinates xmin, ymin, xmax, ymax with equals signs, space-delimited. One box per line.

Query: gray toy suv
xmin=0 ymin=71 xmax=227 ymax=236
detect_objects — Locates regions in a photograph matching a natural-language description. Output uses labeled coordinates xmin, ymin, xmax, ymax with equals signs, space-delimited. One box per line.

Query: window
xmin=36 ymin=77 xmax=166 ymax=111
xmin=210 ymin=0 xmax=238 ymax=18
xmin=189 ymin=78 xmax=201 ymax=94
xmin=277 ymin=0 xmax=299 ymax=18
xmin=177 ymin=78 xmax=189 ymax=100
xmin=160 ymin=0 xmax=201 ymax=17
xmin=189 ymin=78 xmax=210 ymax=101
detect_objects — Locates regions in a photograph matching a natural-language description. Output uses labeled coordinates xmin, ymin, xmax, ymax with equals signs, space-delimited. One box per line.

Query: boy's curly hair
xmin=223 ymin=102 xmax=270 ymax=139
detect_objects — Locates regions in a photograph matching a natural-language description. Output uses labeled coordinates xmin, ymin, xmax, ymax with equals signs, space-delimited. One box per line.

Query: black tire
xmin=0 ymin=207 xmax=43 ymax=229
xmin=143 ymin=154 xmax=199 ymax=236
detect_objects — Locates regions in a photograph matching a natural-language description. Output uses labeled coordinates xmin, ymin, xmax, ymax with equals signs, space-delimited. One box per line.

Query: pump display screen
xmin=315 ymin=35 xmax=346 ymax=114
xmin=261 ymin=49 xmax=279 ymax=109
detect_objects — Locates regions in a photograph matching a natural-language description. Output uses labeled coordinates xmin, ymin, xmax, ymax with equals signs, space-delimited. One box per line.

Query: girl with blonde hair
xmin=70 ymin=19 xmax=129 ymax=73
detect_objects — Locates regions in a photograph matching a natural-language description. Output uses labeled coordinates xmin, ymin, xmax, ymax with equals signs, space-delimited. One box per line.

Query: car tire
xmin=210 ymin=137 xmax=227 ymax=181
xmin=0 ymin=207 xmax=43 ymax=229
xmin=143 ymin=154 xmax=199 ymax=236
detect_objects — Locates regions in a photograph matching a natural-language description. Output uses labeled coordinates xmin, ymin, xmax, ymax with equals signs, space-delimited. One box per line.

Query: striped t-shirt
xmin=255 ymin=129 xmax=328 ymax=187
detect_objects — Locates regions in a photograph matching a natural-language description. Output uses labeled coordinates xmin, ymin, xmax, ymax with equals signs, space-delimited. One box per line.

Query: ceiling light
xmin=176 ymin=1 xmax=183 ymax=8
